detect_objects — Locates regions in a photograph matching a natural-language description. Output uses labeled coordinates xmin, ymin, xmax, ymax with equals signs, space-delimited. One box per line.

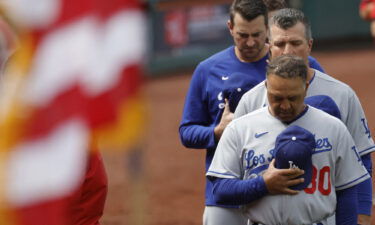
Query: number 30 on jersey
xmin=304 ymin=166 xmax=331 ymax=195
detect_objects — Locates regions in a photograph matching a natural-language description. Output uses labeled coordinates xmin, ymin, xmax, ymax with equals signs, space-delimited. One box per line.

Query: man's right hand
xmin=262 ymin=159 xmax=305 ymax=195
xmin=214 ymin=99 xmax=234 ymax=141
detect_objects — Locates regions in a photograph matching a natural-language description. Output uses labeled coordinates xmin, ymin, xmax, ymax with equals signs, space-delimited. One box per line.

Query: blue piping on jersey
xmin=358 ymin=145 xmax=375 ymax=155
xmin=336 ymin=173 xmax=370 ymax=189
xmin=247 ymin=164 xmax=269 ymax=177
xmin=309 ymin=71 xmax=316 ymax=84
xmin=312 ymin=148 xmax=332 ymax=154
xmin=285 ymin=105 xmax=309 ymax=124
xmin=207 ymin=170 xmax=237 ymax=178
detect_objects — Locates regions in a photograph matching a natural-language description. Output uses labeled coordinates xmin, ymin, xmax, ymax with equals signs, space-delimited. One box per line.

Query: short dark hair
xmin=269 ymin=8 xmax=312 ymax=40
xmin=267 ymin=55 xmax=307 ymax=82
xmin=229 ymin=0 xmax=268 ymax=26
xmin=263 ymin=0 xmax=287 ymax=11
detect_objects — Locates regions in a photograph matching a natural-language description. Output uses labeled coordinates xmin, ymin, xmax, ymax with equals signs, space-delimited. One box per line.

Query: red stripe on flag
xmin=14 ymin=197 xmax=69 ymax=225
xmin=86 ymin=65 xmax=142 ymax=128
xmin=94 ymin=0 xmax=144 ymax=20
xmin=23 ymin=64 xmax=141 ymax=141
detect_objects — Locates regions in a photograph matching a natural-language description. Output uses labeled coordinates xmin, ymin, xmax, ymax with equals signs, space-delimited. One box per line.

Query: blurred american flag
xmin=0 ymin=0 xmax=145 ymax=224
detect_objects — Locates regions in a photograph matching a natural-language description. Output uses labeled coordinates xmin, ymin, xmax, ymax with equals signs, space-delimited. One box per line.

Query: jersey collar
xmin=284 ymin=105 xmax=309 ymax=125
xmin=308 ymin=70 xmax=316 ymax=85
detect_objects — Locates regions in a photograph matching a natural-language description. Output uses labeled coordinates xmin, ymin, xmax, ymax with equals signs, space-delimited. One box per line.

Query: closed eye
xmin=251 ymin=32 xmax=261 ymax=38
xmin=273 ymin=96 xmax=283 ymax=102
xmin=273 ymin=41 xmax=285 ymax=47
xmin=237 ymin=32 xmax=249 ymax=38
xmin=290 ymin=40 xmax=303 ymax=46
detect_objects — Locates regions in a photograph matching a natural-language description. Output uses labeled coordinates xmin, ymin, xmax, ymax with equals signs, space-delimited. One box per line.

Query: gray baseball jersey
xmin=207 ymin=106 xmax=370 ymax=225
xmin=234 ymin=70 xmax=375 ymax=156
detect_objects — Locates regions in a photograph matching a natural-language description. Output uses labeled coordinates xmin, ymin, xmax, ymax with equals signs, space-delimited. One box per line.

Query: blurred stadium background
xmin=146 ymin=0 xmax=373 ymax=75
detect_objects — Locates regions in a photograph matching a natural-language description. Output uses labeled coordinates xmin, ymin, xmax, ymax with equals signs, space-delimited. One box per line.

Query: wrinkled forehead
xmin=269 ymin=21 xmax=308 ymax=40
xmin=266 ymin=74 xmax=306 ymax=92
xmin=233 ymin=13 xmax=267 ymax=30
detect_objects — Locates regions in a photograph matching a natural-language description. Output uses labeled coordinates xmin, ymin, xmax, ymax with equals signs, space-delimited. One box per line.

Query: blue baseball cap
xmin=305 ymin=95 xmax=341 ymax=119
xmin=275 ymin=125 xmax=316 ymax=190
xmin=222 ymin=72 xmax=259 ymax=112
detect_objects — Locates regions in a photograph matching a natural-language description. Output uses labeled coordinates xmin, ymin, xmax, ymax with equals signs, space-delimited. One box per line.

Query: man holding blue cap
xmin=234 ymin=8 xmax=374 ymax=224
xmin=274 ymin=125 xmax=315 ymax=191
xmin=207 ymin=55 xmax=370 ymax=225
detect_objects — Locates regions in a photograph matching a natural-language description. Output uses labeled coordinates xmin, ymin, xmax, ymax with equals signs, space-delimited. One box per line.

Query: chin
xmin=277 ymin=115 xmax=294 ymax=123
xmin=244 ymin=50 xmax=258 ymax=56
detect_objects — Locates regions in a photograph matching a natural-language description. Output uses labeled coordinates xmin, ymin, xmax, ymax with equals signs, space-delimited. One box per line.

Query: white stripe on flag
xmin=2 ymin=0 xmax=60 ymax=28
xmin=23 ymin=9 xmax=145 ymax=106
xmin=6 ymin=119 xmax=89 ymax=206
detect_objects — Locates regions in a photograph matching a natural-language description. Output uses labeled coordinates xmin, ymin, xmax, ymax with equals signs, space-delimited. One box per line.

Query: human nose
xmin=279 ymin=100 xmax=291 ymax=110
xmin=282 ymin=43 xmax=294 ymax=55
xmin=246 ymin=37 xmax=255 ymax=47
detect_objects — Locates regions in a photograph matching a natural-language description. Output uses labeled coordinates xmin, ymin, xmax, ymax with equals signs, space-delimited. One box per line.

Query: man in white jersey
xmin=207 ymin=55 xmax=369 ymax=225
xmin=234 ymin=8 xmax=375 ymax=224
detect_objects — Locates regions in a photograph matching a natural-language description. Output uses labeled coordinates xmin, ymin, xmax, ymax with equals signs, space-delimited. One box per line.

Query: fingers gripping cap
xmin=275 ymin=125 xmax=316 ymax=190
xmin=222 ymin=72 xmax=259 ymax=112
xmin=304 ymin=95 xmax=341 ymax=120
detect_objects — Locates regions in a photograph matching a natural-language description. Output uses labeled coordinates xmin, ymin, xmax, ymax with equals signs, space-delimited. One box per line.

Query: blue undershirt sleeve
xmin=179 ymin=65 xmax=217 ymax=149
xmin=179 ymin=125 xmax=216 ymax=149
xmin=336 ymin=185 xmax=358 ymax=225
xmin=357 ymin=153 xmax=372 ymax=215
xmin=210 ymin=176 xmax=269 ymax=205
xmin=361 ymin=153 xmax=373 ymax=175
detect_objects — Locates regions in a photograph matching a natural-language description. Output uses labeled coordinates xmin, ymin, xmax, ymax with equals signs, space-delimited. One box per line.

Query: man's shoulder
xmin=231 ymin=107 xmax=268 ymax=126
xmin=192 ymin=47 xmax=234 ymax=79
xmin=307 ymin=106 xmax=345 ymax=127
xmin=241 ymin=81 xmax=267 ymax=99
xmin=199 ymin=46 xmax=234 ymax=67
xmin=312 ymin=70 xmax=356 ymax=96
xmin=314 ymin=70 xmax=352 ymax=90
xmin=242 ymin=81 xmax=267 ymax=105
xmin=233 ymin=81 xmax=267 ymax=119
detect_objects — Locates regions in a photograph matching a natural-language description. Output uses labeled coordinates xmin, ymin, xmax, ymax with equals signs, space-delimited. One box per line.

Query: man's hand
xmin=262 ymin=159 xmax=305 ymax=195
xmin=214 ymin=99 xmax=234 ymax=141
xmin=358 ymin=214 xmax=371 ymax=225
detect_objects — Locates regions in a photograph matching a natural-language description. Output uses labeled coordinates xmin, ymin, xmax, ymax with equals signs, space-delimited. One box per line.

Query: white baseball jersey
xmin=207 ymin=106 xmax=370 ymax=225
xmin=234 ymin=69 xmax=375 ymax=156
